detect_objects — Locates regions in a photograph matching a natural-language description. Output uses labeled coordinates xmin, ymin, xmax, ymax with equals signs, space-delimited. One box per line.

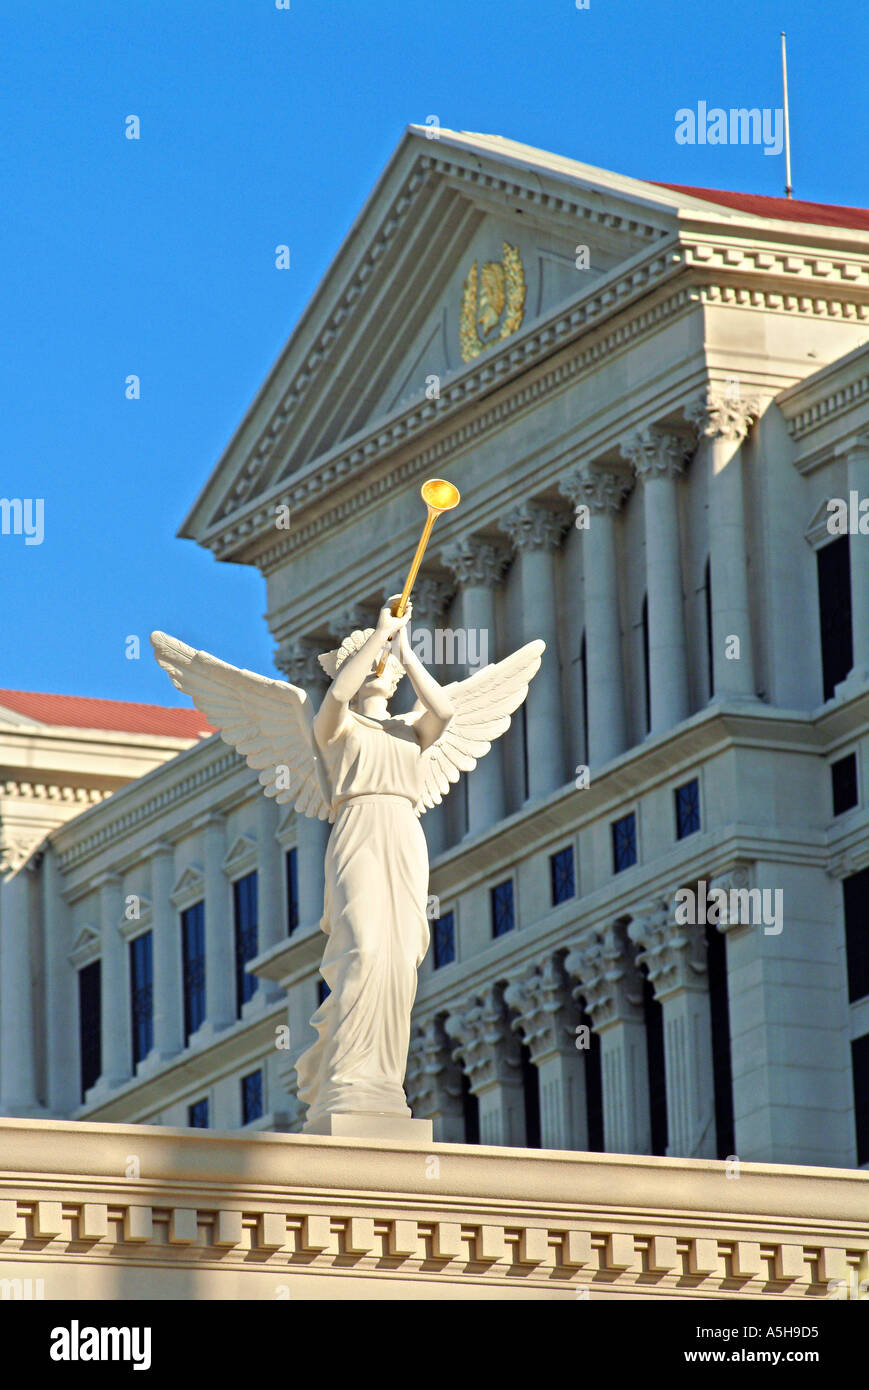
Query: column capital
xmin=403 ymin=571 xmax=454 ymax=627
xmin=621 ymin=425 xmax=692 ymax=481
xmin=276 ymin=636 xmax=329 ymax=689
xmin=500 ymin=499 xmax=571 ymax=554
xmin=503 ymin=953 xmax=581 ymax=1062
xmin=441 ymin=535 xmax=510 ymax=589
xmin=405 ymin=1016 xmax=464 ymax=1116
xmin=627 ymin=897 xmax=707 ymax=998
xmin=687 ymin=389 xmax=759 ymax=443
xmin=330 ymin=602 xmax=380 ymax=642
xmin=565 ymin=921 xmax=644 ymax=1029
xmin=560 ymin=463 xmax=632 ymax=516
xmin=445 ymin=983 xmax=522 ymax=1091
xmin=144 ymin=839 xmax=175 ymax=862
xmin=707 ymin=860 xmax=756 ymax=934
xmin=92 ymin=871 xmax=122 ymax=892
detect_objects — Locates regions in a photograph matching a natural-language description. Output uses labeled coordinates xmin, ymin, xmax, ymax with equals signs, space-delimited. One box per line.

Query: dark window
xmin=129 ymin=931 xmax=153 ymax=1068
xmin=642 ymin=969 xmax=668 ymax=1156
xmin=704 ymin=557 xmax=714 ymax=698
xmin=675 ymin=778 xmax=701 ymax=840
xmin=705 ymin=920 xmax=735 ymax=1159
xmin=550 ymin=846 xmax=575 ymax=905
xmin=817 ymin=536 xmax=853 ymax=700
xmin=490 ymin=880 xmax=515 ymax=937
xmin=641 ymin=594 xmax=651 ymax=734
xmin=78 ymin=960 xmax=101 ymax=1101
xmin=844 ymin=868 xmax=869 ymax=1004
xmin=233 ymin=871 xmax=259 ymax=1016
xmin=612 ymin=813 xmax=637 ymax=873
xmin=433 ymin=910 xmax=455 ymax=968
xmin=317 ymin=977 xmax=331 ymax=1004
xmin=577 ymin=1003 xmax=604 ymax=1152
xmin=520 ymin=1044 xmax=541 ymax=1148
xmin=580 ymin=630 xmax=589 ymax=764
xmin=286 ymin=848 xmax=299 ymax=935
xmin=461 ymin=1072 xmax=479 ymax=1145
xmin=241 ymin=1069 xmax=264 ymax=1125
xmin=188 ymin=1098 xmax=209 ymax=1128
xmin=521 ymin=704 xmax=529 ymax=801
xmin=852 ymin=1034 xmax=869 ymax=1166
xmin=832 ymin=753 xmax=858 ymax=816
xmin=181 ymin=901 xmax=206 ymax=1044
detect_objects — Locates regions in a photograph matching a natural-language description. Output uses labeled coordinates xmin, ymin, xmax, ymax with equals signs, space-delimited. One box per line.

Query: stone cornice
xmin=52 ymin=742 xmax=245 ymax=879
xmin=2 ymin=1117 xmax=866 ymax=1300
xmin=1 ymin=780 xmax=109 ymax=804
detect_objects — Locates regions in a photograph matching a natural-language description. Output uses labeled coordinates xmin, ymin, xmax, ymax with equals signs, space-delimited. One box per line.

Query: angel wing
xmin=412 ymin=640 xmax=545 ymax=815
xmin=150 ymin=631 xmax=333 ymax=822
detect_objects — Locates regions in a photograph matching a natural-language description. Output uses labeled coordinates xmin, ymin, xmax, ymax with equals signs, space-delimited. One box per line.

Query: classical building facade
xmin=3 ymin=128 xmax=869 ymax=1179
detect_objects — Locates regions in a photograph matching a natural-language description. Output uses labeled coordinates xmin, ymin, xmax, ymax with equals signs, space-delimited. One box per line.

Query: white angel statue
xmin=151 ymin=601 xmax=543 ymax=1132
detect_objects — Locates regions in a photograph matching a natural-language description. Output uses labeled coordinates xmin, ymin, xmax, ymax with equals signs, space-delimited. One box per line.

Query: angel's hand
xmin=376 ymin=596 xmax=412 ymax=638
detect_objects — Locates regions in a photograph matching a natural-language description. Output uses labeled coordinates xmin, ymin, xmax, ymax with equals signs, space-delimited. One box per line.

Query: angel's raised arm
xmin=313 ymin=602 xmax=409 ymax=745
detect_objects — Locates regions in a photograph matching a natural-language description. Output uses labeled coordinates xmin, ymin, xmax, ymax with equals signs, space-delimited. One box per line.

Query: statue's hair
xmin=318 ymin=628 xmax=405 ymax=696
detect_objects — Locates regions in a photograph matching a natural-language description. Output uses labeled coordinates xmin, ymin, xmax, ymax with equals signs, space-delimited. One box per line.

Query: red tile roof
xmin=0 ymin=689 xmax=214 ymax=738
xmin=654 ymin=183 xmax=869 ymax=231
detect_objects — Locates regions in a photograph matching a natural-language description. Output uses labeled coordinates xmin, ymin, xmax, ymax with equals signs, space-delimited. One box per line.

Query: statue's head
xmin=318 ymin=628 xmax=405 ymax=703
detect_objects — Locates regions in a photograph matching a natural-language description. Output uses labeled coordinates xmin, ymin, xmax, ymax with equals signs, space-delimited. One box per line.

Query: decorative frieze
xmin=1 ymin=1118 xmax=865 ymax=1300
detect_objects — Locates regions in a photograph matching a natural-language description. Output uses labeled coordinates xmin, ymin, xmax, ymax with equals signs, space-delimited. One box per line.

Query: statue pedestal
xmin=304 ymin=1112 xmax=433 ymax=1143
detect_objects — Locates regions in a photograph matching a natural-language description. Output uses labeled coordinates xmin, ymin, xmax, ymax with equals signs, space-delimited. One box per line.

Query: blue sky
xmin=1 ymin=0 xmax=866 ymax=705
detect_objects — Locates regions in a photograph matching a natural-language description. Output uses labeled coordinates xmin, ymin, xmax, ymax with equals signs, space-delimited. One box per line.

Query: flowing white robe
xmin=296 ymin=710 xmax=429 ymax=1126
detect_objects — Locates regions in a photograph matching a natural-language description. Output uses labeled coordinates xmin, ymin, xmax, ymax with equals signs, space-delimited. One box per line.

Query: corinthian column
xmin=441 ymin=537 xmax=510 ymax=834
xmin=622 ymin=427 xmax=692 ymax=734
xmin=501 ymin=501 xmax=570 ymax=799
xmin=566 ymin=922 xmax=651 ymax=1154
xmin=628 ymin=898 xmax=715 ymax=1157
xmin=560 ymin=466 xmax=631 ymax=767
xmin=835 ymin=433 xmax=869 ymax=688
xmin=687 ymin=390 xmax=759 ymax=700
xmin=405 ymin=1015 xmax=465 ymax=1141
xmin=446 ymin=983 xmax=525 ymax=1146
xmin=276 ymin=638 xmax=331 ymax=933
xmin=504 ymin=953 xmax=586 ymax=1150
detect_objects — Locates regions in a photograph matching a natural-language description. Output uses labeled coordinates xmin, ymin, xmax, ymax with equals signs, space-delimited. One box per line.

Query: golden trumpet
xmin=375 ymin=477 xmax=461 ymax=676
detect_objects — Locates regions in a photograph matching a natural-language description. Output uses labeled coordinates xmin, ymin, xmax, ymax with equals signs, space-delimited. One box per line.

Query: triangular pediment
xmin=69 ymin=925 xmax=101 ymax=968
xmin=170 ymin=865 xmax=205 ymax=905
xmin=181 ymin=127 xmax=693 ymax=546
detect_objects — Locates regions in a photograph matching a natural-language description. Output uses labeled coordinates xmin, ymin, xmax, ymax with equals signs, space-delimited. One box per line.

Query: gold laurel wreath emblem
xmin=459 ymin=241 xmax=526 ymax=363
